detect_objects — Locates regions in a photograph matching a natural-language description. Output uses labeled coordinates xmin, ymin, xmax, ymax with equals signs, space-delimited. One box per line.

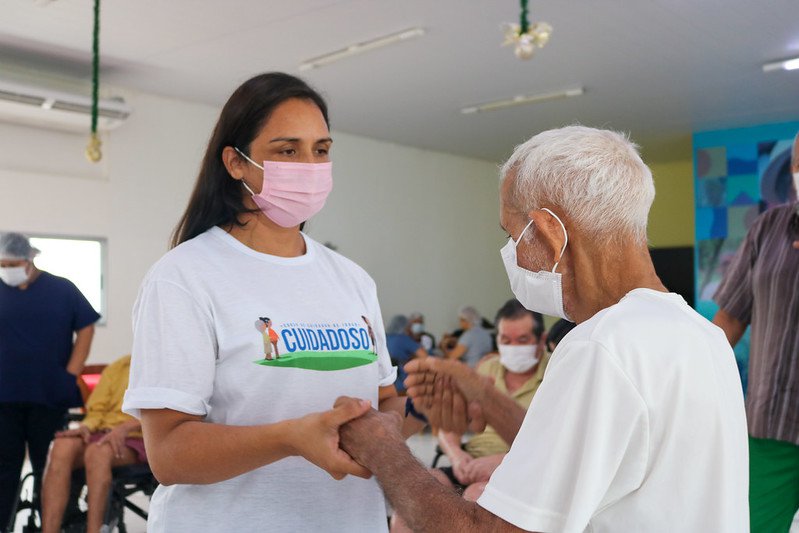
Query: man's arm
xmin=338 ymin=402 xmax=530 ymax=533
xmin=712 ymin=309 xmax=747 ymax=348
xmin=66 ymin=324 xmax=95 ymax=376
xmin=443 ymin=342 xmax=467 ymax=361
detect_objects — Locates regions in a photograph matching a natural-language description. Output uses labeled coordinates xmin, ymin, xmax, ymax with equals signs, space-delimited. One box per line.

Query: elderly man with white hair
xmin=336 ymin=126 xmax=749 ymax=532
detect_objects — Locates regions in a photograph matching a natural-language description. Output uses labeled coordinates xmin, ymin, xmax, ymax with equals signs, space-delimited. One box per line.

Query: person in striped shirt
xmin=713 ymin=131 xmax=799 ymax=533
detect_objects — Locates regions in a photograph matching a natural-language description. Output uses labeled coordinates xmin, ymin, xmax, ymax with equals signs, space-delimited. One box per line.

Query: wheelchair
xmin=5 ymin=462 xmax=156 ymax=533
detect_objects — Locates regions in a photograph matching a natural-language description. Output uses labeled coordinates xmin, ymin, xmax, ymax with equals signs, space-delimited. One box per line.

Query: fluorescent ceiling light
xmin=461 ymin=87 xmax=584 ymax=114
xmin=299 ymin=28 xmax=425 ymax=71
xmin=762 ymin=57 xmax=799 ymax=72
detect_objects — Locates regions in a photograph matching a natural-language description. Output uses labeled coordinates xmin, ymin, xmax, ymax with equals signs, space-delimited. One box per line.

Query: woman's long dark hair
xmin=171 ymin=73 xmax=330 ymax=248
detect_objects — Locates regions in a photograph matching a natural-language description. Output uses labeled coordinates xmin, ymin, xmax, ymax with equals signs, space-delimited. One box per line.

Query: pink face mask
xmin=235 ymin=147 xmax=333 ymax=228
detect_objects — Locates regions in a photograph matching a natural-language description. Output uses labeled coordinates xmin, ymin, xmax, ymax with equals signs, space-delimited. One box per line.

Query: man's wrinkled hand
xmin=337 ymin=396 xmax=403 ymax=472
xmin=403 ymin=358 xmax=489 ymax=434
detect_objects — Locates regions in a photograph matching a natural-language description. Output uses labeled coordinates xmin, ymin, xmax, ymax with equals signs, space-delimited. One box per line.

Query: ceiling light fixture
xmin=503 ymin=0 xmax=552 ymax=60
xmin=461 ymin=87 xmax=584 ymax=114
xmin=299 ymin=27 xmax=425 ymax=71
xmin=762 ymin=57 xmax=799 ymax=72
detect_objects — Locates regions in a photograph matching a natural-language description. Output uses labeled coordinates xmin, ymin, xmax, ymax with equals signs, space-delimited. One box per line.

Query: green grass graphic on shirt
xmin=255 ymin=349 xmax=377 ymax=371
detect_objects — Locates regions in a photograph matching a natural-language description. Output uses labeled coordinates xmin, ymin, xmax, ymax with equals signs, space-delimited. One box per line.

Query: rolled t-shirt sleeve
xmin=477 ymin=341 xmax=649 ymax=533
xmin=123 ymin=278 xmax=217 ymax=419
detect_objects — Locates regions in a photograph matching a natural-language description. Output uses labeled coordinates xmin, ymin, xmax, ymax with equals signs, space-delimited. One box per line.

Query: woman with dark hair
xmin=122 ymin=73 xmax=422 ymax=532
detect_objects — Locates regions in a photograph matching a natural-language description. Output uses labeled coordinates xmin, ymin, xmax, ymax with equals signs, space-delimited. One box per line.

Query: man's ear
xmin=222 ymin=146 xmax=246 ymax=181
xmin=527 ymin=209 xmax=567 ymax=265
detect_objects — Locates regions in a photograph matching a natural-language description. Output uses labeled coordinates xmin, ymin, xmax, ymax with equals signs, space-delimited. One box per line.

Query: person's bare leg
xmin=41 ymin=438 xmax=85 ymax=533
xmin=390 ymin=468 xmax=454 ymax=533
xmin=83 ymin=442 xmax=137 ymax=533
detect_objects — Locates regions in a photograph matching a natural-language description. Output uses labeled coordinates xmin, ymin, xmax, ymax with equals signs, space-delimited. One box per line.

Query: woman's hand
xmin=288 ymin=399 xmax=374 ymax=480
xmin=55 ymin=424 xmax=91 ymax=443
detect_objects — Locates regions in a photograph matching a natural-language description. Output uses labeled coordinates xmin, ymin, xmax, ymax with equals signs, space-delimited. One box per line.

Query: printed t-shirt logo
xmin=254 ymin=316 xmax=377 ymax=371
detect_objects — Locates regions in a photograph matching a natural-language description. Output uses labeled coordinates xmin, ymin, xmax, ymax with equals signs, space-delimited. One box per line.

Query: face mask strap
xmin=233 ymin=146 xmax=264 ymax=170
xmin=233 ymin=147 xmax=263 ymax=196
xmin=240 ymin=180 xmax=256 ymax=196
xmin=540 ymin=208 xmax=569 ymax=273
xmin=514 ymin=218 xmax=536 ymax=247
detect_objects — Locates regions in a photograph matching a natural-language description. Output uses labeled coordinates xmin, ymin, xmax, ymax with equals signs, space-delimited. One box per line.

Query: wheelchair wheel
xmin=100 ymin=490 xmax=125 ymax=533
xmin=6 ymin=472 xmax=39 ymax=533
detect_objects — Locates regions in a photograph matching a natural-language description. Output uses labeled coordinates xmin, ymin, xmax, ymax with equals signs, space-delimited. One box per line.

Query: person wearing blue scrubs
xmin=0 ymin=232 xmax=100 ymax=530
xmin=386 ymin=314 xmax=428 ymax=393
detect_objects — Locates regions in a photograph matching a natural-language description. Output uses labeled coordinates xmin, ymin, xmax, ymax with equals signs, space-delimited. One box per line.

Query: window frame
xmin=25 ymin=232 xmax=108 ymax=326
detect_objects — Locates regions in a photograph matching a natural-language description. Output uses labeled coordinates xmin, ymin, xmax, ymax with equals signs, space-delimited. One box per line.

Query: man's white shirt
xmin=478 ymin=289 xmax=749 ymax=532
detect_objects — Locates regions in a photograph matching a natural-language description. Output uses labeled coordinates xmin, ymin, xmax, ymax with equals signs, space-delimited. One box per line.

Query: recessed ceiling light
xmin=762 ymin=57 xmax=799 ymax=72
xmin=299 ymin=28 xmax=425 ymax=71
xmin=461 ymin=87 xmax=584 ymax=114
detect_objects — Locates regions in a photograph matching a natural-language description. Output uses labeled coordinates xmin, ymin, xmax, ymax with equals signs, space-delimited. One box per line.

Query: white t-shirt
xmin=122 ymin=227 xmax=396 ymax=533
xmin=478 ymin=289 xmax=749 ymax=533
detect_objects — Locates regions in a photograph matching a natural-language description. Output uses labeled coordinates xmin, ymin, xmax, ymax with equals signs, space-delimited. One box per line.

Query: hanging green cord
xmin=519 ymin=0 xmax=529 ymax=35
xmin=90 ymin=0 xmax=99 ymax=135
xmin=86 ymin=0 xmax=101 ymax=162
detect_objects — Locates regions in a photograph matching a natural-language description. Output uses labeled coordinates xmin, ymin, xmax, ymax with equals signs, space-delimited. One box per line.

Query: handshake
xmin=302 ymin=358 xmax=496 ymax=481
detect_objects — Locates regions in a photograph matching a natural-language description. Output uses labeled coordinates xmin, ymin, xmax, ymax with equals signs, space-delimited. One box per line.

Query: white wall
xmin=0 ymin=88 xmax=511 ymax=364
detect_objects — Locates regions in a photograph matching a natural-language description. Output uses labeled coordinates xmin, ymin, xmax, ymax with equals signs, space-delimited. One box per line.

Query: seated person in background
xmin=41 ymin=355 xmax=145 ymax=533
xmin=440 ymin=305 xmax=493 ymax=367
xmin=391 ymin=300 xmax=546 ymax=533
xmin=408 ymin=311 xmax=436 ymax=354
xmin=386 ymin=315 xmax=428 ymax=393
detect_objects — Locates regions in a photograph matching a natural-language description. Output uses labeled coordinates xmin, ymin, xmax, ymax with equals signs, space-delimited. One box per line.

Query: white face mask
xmin=410 ymin=323 xmax=424 ymax=335
xmin=0 ymin=265 xmax=29 ymax=287
xmin=793 ymin=171 xmax=799 ymax=200
xmin=500 ymin=208 xmax=572 ymax=321
xmin=498 ymin=343 xmax=539 ymax=373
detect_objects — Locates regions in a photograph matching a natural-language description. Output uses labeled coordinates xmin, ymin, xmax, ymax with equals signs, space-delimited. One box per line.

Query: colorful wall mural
xmin=693 ymin=121 xmax=799 ymax=392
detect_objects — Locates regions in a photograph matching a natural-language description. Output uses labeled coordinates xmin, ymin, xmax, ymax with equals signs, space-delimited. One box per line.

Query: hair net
xmin=458 ymin=305 xmax=482 ymax=326
xmin=0 ymin=233 xmax=39 ymax=260
xmin=386 ymin=314 xmax=409 ymax=335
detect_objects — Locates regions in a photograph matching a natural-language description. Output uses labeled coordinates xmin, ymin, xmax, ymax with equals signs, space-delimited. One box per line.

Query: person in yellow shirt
xmin=40 ymin=355 xmax=145 ymax=533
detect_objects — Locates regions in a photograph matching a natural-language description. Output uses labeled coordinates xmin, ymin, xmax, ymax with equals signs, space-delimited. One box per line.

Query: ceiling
xmin=1 ymin=0 xmax=798 ymax=161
